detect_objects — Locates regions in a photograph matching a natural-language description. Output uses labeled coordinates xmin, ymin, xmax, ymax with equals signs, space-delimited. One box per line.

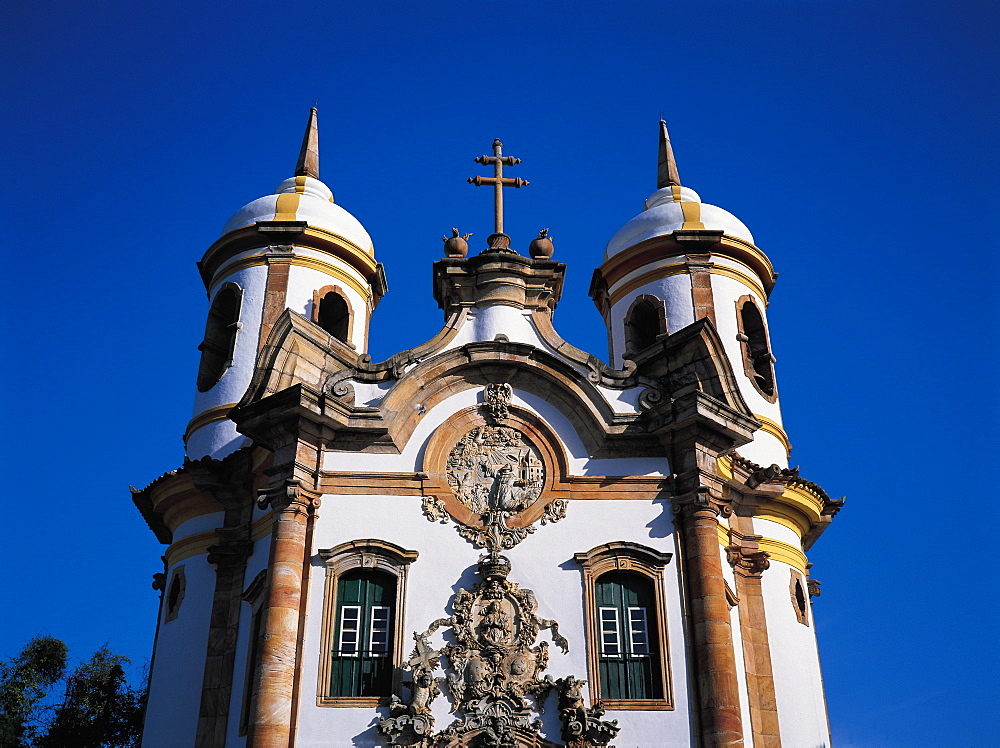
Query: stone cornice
xmin=719 ymin=453 xmax=844 ymax=549
xmin=432 ymin=252 xmax=566 ymax=313
xmin=592 ymin=230 xmax=776 ymax=302
xmin=197 ymin=221 xmax=386 ymax=306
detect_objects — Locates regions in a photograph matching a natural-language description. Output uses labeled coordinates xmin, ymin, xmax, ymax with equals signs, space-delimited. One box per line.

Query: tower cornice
xmin=592 ymin=230 xmax=776 ymax=304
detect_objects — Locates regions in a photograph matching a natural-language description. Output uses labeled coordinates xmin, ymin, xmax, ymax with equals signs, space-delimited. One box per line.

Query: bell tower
xmin=590 ymin=120 xmax=787 ymax=467
xmin=186 ymin=108 xmax=387 ymax=460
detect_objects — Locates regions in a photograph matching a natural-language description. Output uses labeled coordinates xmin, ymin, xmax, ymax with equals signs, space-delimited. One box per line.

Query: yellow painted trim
xmin=184 ymin=402 xmax=239 ymax=444
xmin=716 ymin=522 xmax=730 ymax=547
xmin=274 ymin=192 xmax=301 ymax=220
xmin=670 ymin=186 xmax=683 ymax=202
xmin=164 ymin=531 xmax=217 ymax=568
xmin=751 ymin=414 xmax=793 ymax=456
xmin=755 ymin=507 xmax=810 ymax=539
xmin=758 ymin=537 xmax=808 ymax=573
xmin=680 ymin=201 xmax=706 ymax=230
xmin=709 ymin=265 xmax=769 ymax=305
xmin=294 ymin=176 xmax=307 ymax=193
xmin=211 ymin=255 xmax=373 ymax=303
xmin=716 ymin=454 xmax=733 ymax=480
xmin=780 ymin=482 xmax=825 ymax=524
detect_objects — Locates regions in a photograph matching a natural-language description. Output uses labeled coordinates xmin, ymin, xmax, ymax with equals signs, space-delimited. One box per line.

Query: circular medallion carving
xmin=446 ymin=426 xmax=544 ymax=515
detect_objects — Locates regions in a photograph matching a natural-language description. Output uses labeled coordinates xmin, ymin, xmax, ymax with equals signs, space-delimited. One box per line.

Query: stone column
xmin=246 ymin=475 xmax=318 ymax=748
xmin=675 ymin=488 xmax=744 ymax=748
xmin=727 ymin=525 xmax=780 ymax=748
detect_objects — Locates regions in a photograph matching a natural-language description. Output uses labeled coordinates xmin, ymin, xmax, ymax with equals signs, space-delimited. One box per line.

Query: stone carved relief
xmin=379 ymin=555 xmax=617 ymax=747
xmin=447 ymin=427 xmax=544 ymax=515
xmin=423 ymin=385 xmax=569 ymax=552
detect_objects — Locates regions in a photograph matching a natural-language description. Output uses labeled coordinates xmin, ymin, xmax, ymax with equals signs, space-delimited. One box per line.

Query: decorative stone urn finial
xmin=529 ymin=228 xmax=553 ymax=258
xmin=443 ymin=228 xmax=471 ymax=258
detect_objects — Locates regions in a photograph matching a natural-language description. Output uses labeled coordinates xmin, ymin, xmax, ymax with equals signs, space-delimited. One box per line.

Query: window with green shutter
xmin=330 ymin=569 xmax=395 ymax=697
xmin=595 ymin=571 xmax=663 ymax=700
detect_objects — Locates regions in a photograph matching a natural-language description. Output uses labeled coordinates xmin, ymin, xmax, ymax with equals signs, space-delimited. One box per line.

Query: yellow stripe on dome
xmin=274 ymin=192 xmax=301 ymax=220
xmin=671 ymin=185 xmax=683 ymax=202
xmin=680 ymin=201 xmax=706 ymax=230
xmin=295 ymin=176 xmax=308 ymax=193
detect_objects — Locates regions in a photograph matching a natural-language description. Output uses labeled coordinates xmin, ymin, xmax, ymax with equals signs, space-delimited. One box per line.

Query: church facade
xmin=133 ymin=110 xmax=841 ymax=747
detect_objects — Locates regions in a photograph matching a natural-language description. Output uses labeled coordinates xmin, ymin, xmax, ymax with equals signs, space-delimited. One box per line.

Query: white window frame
xmin=599 ymin=606 xmax=622 ymax=657
xmin=338 ymin=605 xmax=362 ymax=656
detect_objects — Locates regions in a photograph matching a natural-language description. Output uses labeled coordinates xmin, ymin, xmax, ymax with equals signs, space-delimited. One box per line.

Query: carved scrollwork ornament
xmin=540 ymin=499 xmax=567 ymax=525
xmin=421 ymin=495 xmax=449 ymax=524
xmin=379 ymin=554 xmax=579 ymax=747
xmin=482 ymin=383 xmax=513 ymax=425
xmin=638 ymin=387 xmax=664 ymax=411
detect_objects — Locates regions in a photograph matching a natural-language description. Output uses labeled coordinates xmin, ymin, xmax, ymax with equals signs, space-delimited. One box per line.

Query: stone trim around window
xmin=622 ymin=294 xmax=667 ymax=360
xmin=311 ymin=284 xmax=355 ymax=348
xmin=573 ymin=542 xmax=674 ymax=710
xmin=735 ymin=294 xmax=778 ymax=403
xmin=196 ymin=282 xmax=244 ymax=392
xmin=789 ymin=568 xmax=811 ymax=626
xmin=316 ymin=540 xmax=418 ymax=707
xmin=164 ymin=565 xmax=186 ymax=623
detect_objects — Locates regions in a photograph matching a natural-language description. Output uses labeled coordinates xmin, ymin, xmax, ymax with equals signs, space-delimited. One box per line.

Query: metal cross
xmin=468 ymin=139 xmax=529 ymax=240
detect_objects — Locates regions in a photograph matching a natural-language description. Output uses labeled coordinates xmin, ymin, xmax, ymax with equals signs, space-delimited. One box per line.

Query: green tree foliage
xmin=0 ymin=636 xmax=68 ymax=746
xmin=0 ymin=639 xmax=144 ymax=748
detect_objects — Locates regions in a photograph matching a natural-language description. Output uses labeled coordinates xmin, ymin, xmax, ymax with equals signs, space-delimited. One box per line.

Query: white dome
xmin=221 ymin=176 xmax=374 ymax=255
xmin=605 ymin=185 xmax=753 ymax=259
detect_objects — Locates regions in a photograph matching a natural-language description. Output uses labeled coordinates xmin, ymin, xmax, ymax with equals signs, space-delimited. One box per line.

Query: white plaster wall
xmin=754 ymin=519 xmax=802 ymax=550
xmin=760 ymin=562 xmax=830 ymax=748
xmin=287 ymin=262 xmax=370 ymax=352
xmin=187 ymin=264 xmax=267 ymax=460
xmin=294 ymin=495 xmax=691 ymax=747
xmin=323 ymin=387 xmax=669 ymax=478
xmin=445 ymin=306 xmax=553 ymax=352
xmin=608 ymin=272 xmax=696 ymax=368
xmin=736 ymin=432 xmax=788 ymax=469
xmin=142 ymin=555 xmax=215 ymax=747
xmin=172 ymin=512 xmax=225 ymax=541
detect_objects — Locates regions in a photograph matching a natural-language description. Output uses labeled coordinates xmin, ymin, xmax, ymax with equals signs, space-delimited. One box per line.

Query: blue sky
xmin=1 ymin=1 xmax=996 ymax=744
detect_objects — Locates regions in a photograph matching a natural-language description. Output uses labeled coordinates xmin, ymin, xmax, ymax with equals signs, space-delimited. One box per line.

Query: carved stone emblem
xmin=447 ymin=426 xmax=543 ymax=515
xmin=423 ymin=384 xmax=569 ymax=552
xmin=445 ymin=425 xmax=549 ymax=552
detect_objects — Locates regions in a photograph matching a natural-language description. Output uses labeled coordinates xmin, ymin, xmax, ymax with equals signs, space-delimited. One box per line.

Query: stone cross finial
xmin=468 ymin=139 xmax=529 ymax=251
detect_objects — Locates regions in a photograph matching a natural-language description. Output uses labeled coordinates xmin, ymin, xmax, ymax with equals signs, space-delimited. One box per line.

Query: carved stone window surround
xmin=735 ymin=294 xmax=778 ymax=403
xmin=622 ymin=294 xmax=668 ymax=360
xmin=164 ymin=564 xmax=186 ymax=623
xmin=311 ymin=284 xmax=356 ymax=349
xmin=789 ymin=567 xmax=811 ymax=626
xmin=316 ymin=539 xmax=418 ymax=707
xmin=574 ymin=542 xmax=675 ymax=710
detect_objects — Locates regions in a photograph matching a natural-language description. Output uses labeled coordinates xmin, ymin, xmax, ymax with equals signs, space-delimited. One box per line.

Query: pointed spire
xmin=656 ymin=119 xmax=681 ymax=189
xmin=295 ymin=107 xmax=320 ymax=179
